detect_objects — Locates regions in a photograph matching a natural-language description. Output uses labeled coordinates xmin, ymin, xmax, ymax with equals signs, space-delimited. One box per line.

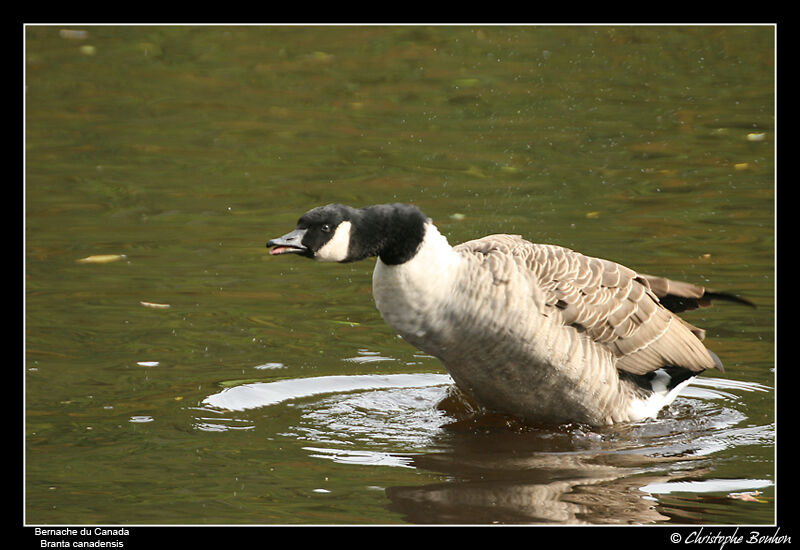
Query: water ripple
xmin=202 ymin=373 xmax=453 ymax=411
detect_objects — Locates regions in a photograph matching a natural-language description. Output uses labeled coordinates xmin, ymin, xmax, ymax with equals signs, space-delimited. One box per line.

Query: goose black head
xmin=267 ymin=203 xmax=428 ymax=264
xmin=267 ymin=203 xmax=358 ymax=262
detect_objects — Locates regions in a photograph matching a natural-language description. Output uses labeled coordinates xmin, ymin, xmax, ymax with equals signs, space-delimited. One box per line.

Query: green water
xmin=25 ymin=25 xmax=774 ymax=525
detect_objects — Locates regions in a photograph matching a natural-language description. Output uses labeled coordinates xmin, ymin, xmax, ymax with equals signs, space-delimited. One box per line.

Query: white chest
xmin=371 ymin=224 xmax=461 ymax=342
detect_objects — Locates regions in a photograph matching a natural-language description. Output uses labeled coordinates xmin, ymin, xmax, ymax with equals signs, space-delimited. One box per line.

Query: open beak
xmin=267 ymin=228 xmax=309 ymax=256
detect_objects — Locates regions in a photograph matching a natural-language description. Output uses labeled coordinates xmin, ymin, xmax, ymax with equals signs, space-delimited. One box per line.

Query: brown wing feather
xmin=456 ymin=235 xmax=721 ymax=376
xmin=638 ymin=273 xmax=756 ymax=312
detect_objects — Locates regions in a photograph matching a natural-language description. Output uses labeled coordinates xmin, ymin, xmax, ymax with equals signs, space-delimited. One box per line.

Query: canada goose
xmin=267 ymin=203 xmax=753 ymax=426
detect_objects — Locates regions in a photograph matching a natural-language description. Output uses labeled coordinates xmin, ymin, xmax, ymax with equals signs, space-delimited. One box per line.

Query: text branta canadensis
xmin=267 ymin=203 xmax=754 ymax=426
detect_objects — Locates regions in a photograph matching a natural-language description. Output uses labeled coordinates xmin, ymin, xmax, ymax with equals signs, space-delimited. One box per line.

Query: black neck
xmin=348 ymin=203 xmax=428 ymax=265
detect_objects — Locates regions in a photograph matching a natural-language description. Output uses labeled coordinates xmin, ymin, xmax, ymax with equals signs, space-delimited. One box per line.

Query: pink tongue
xmin=270 ymin=246 xmax=289 ymax=255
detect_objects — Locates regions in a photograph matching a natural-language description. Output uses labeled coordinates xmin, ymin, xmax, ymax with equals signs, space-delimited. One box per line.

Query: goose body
xmin=267 ymin=203 xmax=750 ymax=426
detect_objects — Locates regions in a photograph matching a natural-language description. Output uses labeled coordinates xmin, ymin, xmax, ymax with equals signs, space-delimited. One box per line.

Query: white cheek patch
xmin=315 ymin=221 xmax=352 ymax=262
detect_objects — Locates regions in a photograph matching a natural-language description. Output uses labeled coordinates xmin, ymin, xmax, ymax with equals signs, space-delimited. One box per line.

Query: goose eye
xmin=321 ymin=223 xmax=332 ymax=233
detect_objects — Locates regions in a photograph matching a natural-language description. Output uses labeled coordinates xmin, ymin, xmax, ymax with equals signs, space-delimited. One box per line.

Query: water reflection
xmin=382 ymin=411 xmax=774 ymax=524
xmin=200 ymin=371 xmax=774 ymax=524
xmin=385 ymin=462 xmax=678 ymax=524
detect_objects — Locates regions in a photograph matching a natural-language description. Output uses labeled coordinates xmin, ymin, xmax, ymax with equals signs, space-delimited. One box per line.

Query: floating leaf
xmin=254 ymin=362 xmax=286 ymax=370
xmin=326 ymin=320 xmax=361 ymax=327
xmin=76 ymin=254 xmax=126 ymax=264
xmin=247 ymin=316 xmax=281 ymax=328
xmin=463 ymin=165 xmax=486 ymax=178
xmin=59 ymin=29 xmax=89 ymax=40
xmin=140 ymin=301 xmax=171 ymax=309
xmin=310 ymin=51 xmax=333 ymax=62
xmin=728 ymin=490 xmax=768 ymax=503
xmin=453 ymin=78 xmax=480 ymax=87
